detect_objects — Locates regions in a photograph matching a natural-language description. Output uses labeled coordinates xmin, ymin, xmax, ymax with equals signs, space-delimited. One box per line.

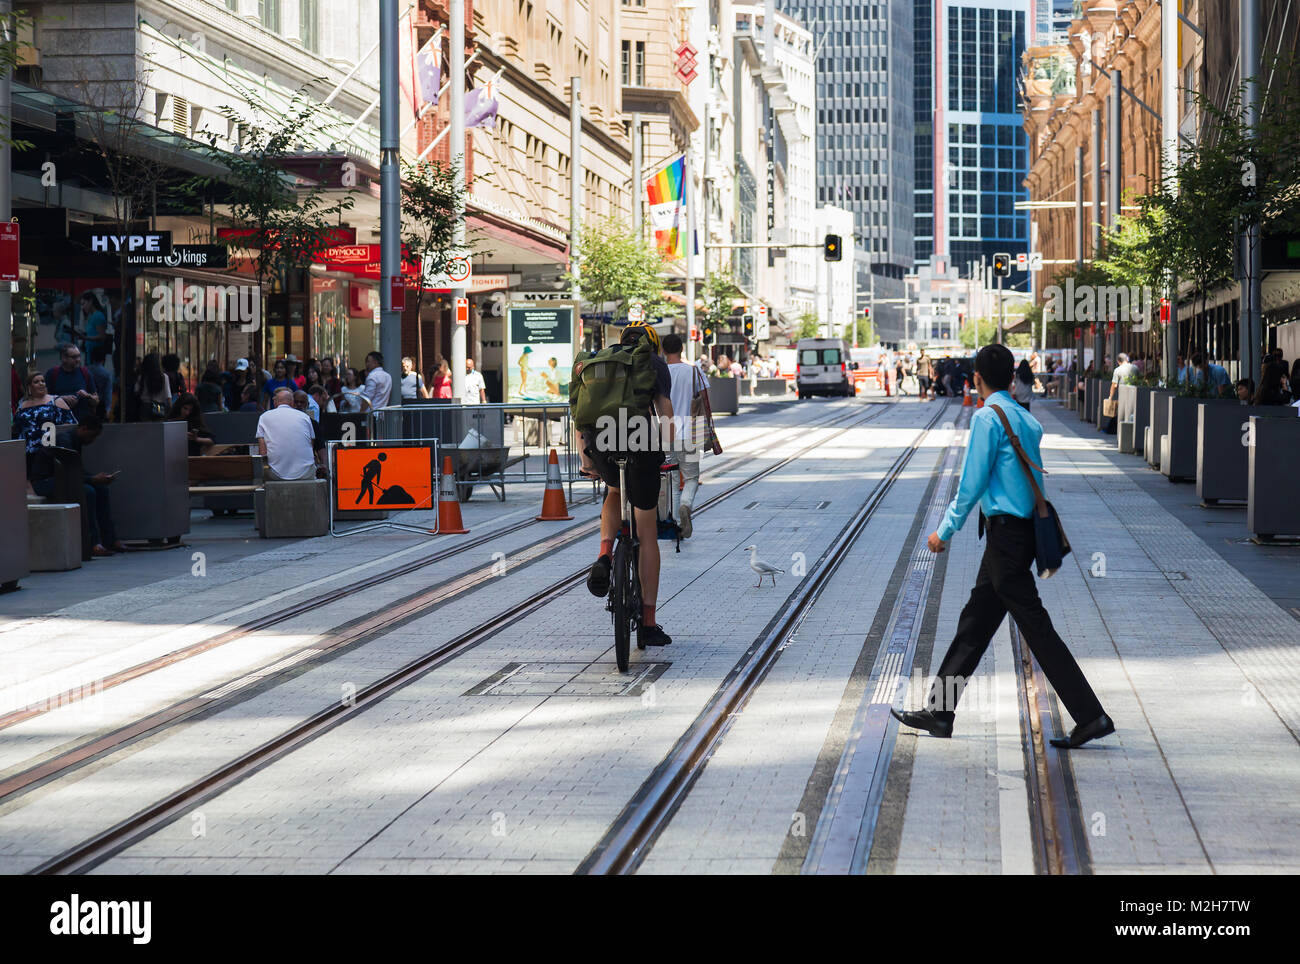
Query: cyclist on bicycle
xmin=583 ymin=321 xmax=675 ymax=648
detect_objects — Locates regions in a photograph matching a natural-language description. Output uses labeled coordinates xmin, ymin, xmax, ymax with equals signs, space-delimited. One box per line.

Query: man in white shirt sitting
xmin=362 ymin=351 xmax=394 ymax=411
xmin=256 ymin=388 xmax=324 ymax=480
xmin=463 ymin=358 xmax=488 ymax=404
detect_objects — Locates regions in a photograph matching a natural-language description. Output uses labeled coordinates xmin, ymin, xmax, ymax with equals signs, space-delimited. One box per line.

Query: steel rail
xmin=0 ymin=401 xmax=868 ymax=734
xmin=577 ymin=401 xmax=955 ymax=875
xmin=1010 ymin=622 xmax=1093 ymax=875
xmin=24 ymin=404 xmax=898 ymax=873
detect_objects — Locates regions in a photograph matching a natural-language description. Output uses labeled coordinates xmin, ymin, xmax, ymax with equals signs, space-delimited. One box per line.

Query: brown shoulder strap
xmin=988 ymin=404 xmax=1049 ymax=518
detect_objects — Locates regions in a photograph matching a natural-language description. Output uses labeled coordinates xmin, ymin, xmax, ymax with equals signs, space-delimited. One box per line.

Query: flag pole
xmin=450 ymin=0 xmax=468 ymax=400
xmin=380 ymin=0 xmax=403 ymax=406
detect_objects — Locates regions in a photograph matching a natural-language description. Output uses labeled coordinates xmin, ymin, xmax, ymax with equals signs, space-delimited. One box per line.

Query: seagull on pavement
xmin=744 ymin=545 xmax=784 ymax=587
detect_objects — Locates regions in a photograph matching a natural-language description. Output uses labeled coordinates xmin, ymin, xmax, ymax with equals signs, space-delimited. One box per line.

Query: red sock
xmin=599 ymin=539 xmax=613 ymax=559
xmin=642 ymin=604 xmax=656 ymax=626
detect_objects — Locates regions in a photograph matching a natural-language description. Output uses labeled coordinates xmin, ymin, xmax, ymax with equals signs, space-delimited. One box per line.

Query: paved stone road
xmin=3 ymin=394 xmax=1297 ymax=875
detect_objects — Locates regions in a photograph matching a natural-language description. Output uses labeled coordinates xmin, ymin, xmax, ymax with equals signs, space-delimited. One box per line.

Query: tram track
xmin=1010 ymin=622 xmax=1092 ymax=874
xmin=18 ymin=401 xmax=905 ymax=874
xmin=0 ymin=399 xmax=869 ymax=737
xmin=577 ymin=400 xmax=961 ymax=875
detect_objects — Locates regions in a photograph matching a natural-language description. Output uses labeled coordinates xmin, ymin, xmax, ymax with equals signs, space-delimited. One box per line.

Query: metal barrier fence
xmin=371 ymin=402 xmax=595 ymax=501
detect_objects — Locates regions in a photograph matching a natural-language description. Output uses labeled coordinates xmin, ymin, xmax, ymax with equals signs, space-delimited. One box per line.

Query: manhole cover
xmin=465 ymin=660 xmax=670 ymax=697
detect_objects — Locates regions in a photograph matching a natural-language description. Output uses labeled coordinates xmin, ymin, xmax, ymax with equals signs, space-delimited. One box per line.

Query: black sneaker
xmin=637 ymin=624 xmax=672 ymax=647
xmin=587 ymin=554 xmax=612 ymax=597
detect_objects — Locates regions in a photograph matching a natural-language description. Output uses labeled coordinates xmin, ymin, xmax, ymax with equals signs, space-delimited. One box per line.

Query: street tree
xmin=570 ymin=217 xmax=669 ymax=321
xmin=70 ymin=67 xmax=176 ymax=420
xmin=194 ymin=89 xmax=356 ymax=343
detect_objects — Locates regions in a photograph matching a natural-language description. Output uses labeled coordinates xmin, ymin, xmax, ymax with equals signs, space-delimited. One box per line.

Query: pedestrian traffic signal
xmin=824 ymin=234 xmax=842 ymax=261
xmin=992 ymin=252 xmax=1011 ymax=277
xmin=743 ymin=314 xmax=755 ymax=337
xmin=703 ymin=324 xmax=716 ymax=345
xmin=863 ymin=307 xmax=871 ymax=321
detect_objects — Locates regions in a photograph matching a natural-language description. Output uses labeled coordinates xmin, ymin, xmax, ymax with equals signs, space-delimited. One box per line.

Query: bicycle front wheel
xmin=611 ymin=538 xmax=633 ymax=672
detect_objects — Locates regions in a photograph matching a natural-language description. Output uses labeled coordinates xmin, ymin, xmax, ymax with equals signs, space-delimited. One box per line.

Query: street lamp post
xmin=379 ymin=0 xmax=402 ymax=406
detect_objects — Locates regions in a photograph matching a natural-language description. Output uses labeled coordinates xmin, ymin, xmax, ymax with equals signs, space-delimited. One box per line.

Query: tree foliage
xmin=402 ymin=159 xmax=471 ymax=292
xmin=195 ymin=89 xmax=355 ymax=291
xmin=570 ymin=217 xmax=669 ymax=320
xmin=0 ymin=9 xmax=35 ymax=151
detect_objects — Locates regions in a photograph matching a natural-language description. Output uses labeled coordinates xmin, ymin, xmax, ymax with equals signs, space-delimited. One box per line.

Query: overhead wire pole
xmin=450 ymin=0 xmax=468 ymax=398
xmin=1109 ymin=68 xmax=1122 ymax=367
xmin=1161 ymin=0 xmax=1179 ymax=382
xmin=0 ymin=0 xmax=11 ymax=442
xmin=1240 ymin=0 xmax=1263 ymax=385
xmin=379 ymin=0 xmax=402 ymax=406
xmin=569 ymin=74 xmax=582 ymax=332
xmin=684 ymin=136 xmax=697 ymax=364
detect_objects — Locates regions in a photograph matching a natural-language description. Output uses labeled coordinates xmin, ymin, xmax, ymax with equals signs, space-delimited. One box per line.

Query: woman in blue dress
xmin=12 ymin=371 xmax=77 ymax=472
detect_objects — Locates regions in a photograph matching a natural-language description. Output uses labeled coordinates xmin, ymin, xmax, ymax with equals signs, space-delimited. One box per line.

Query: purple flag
xmin=465 ymin=79 xmax=499 ymax=130
xmin=416 ymin=43 xmax=441 ymax=106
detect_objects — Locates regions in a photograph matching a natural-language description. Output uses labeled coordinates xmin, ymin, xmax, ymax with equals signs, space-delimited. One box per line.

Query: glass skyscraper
xmin=913 ymin=1 xmax=1032 ymax=292
xmin=783 ymin=0 xmax=914 ymax=342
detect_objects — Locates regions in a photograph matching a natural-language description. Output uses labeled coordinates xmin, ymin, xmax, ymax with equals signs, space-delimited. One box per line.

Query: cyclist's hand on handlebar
xmin=660 ymin=460 xmax=680 ymax=472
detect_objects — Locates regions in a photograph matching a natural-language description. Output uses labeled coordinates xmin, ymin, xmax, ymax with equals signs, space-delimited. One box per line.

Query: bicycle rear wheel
xmin=611 ymin=537 xmax=633 ymax=672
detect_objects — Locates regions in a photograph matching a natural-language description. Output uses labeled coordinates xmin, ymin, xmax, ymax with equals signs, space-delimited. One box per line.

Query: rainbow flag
xmin=645 ymin=157 xmax=685 ymax=259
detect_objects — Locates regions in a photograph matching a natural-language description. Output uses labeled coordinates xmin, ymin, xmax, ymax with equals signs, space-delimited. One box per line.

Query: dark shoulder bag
xmin=989 ymin=404 xmax=1071 ymax=578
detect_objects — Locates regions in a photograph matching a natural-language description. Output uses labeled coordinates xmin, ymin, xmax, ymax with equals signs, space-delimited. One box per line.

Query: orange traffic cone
xmin=437 ymin=455 xmax=469 ymax=534
xmin=976 ymin=394 xmax=984 ymax=409
xmin=536 ymin=449 xmax=573 ymax=520
xmin=962 ymin=383 xmax=973 ymax=407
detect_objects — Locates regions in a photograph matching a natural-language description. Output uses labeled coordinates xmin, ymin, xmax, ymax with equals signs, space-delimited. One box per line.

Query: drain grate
xmin=465 ymin=660 xmax=670 ymax=698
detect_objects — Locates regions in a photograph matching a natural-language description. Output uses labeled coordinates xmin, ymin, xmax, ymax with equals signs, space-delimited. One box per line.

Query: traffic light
xmin=992 ymin=252 xmax=1011 ymax=277
xmin=823 ymin=234 xmax=842 ymax=261
xmin=703 ymin=324 xmax=716 ymax=345
xmin=863 ymin=306 xmax=871 ymax=321
xmin=742 ymin=314 xmax=755 ymax=338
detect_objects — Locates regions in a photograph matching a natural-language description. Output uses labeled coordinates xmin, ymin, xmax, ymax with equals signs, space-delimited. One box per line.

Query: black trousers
xmin=927 ymin=514 xmax=1104 ymax=725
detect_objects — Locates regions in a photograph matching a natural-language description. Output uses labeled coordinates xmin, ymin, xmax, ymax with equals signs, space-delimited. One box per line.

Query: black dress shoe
xmin=1049 ymin=713 xmax=1115 ymax=749
xmin=889 ymin=708 xmax=953 ymax=738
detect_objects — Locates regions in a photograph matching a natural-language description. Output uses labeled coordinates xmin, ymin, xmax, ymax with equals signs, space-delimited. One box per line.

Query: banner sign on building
xmin=125 ymin=244 xmax=229 ymax=269
xmin=646 ymin=156 xmax=685 ymax=259
xmin=505 ymin=302 xmax=576 ymax=403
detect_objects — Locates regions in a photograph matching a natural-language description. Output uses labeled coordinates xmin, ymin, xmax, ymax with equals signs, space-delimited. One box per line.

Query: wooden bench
xmin=189 ymin=455 xmax=265 ymax=514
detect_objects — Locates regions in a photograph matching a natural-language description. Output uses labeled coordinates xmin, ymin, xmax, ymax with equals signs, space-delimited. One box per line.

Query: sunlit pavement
xmin=1 ymin=393 xmax=1296 ymax=875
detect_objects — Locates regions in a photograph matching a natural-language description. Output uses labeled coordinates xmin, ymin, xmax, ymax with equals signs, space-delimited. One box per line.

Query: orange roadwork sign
xmin=334 ymin=445 xmax=436 ymax=512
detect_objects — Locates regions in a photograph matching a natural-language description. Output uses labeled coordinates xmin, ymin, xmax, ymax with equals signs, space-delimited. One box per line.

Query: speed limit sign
xmin=448 ymin=257 xmax=472 ymax=284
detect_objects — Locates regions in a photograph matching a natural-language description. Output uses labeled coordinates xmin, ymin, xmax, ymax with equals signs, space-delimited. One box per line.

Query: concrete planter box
xmin=1081 ymin=378 xmax=1095 ymax=421
xmin=82 ymin=422 xmax=191 ymax=542
xmin=1161 ymin=396 xmax=1236 ymax=481
xmin=0 ymin=441 xmax=30 ymax=590
xmin=1199 ymin=404 xmax=1299 ymax=503
xmin=204 ymin=411 xmax=262 ymax=446
xmin=1130 ymin=387 xmax=1159 ymax=457
xmin=708 ymin=376 xmax=740 ymax=415
xmin=1146 ymin=389 xmax=1176 ymax=467
xmin=1248 ymin=416 xmax=1300 ymax=539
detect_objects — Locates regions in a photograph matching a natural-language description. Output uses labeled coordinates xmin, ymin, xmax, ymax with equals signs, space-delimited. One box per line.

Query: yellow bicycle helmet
xmin=621 ymin=319 xmax=661 ymax=353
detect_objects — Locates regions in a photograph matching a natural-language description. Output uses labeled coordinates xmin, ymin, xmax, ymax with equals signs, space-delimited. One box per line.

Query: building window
xmin=620 ymin=40 xmax=645 ymax=86
xmin=260 ymin=0 xmax=281 ymax=33
xmin=300 ymin=0 xmax=319 ymax=52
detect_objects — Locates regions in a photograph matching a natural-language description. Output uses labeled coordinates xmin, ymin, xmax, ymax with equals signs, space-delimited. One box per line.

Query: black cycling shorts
xmin=583 ymin=433 xmax=663 ymax=511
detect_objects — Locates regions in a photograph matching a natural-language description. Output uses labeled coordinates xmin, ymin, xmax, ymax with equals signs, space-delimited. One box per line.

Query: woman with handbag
xmin=891 ymin=344 xmax=1114 ymax=750
xmin=134 ymin=352 xmax=172 ymax=421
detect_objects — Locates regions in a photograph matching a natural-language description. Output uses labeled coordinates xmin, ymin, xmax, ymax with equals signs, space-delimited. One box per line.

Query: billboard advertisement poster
xmin=333 ymin=444 xmax=436 ymax=512
xmin=505 ymin=302 xmax=577 ymax=403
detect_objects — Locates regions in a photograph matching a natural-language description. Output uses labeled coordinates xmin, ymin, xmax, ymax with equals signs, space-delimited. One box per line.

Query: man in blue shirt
xmin=892 ymin=344 xmax=1114 ymax=749
xmin=1189 ymin=352 xmax=1231 ymax=397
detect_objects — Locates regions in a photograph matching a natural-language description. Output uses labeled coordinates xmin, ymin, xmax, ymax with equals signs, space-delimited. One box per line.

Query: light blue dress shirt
xmin=937 ymin=391 xmax=1043 ymax=542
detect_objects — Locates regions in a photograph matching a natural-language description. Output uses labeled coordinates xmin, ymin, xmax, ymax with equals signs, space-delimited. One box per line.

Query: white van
xmin=796 ymin=338 xmax=854 ymax=398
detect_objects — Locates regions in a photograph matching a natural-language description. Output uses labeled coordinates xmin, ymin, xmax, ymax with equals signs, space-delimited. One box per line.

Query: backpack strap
xmin=988 ymin=404 xmax=1049 ymax=520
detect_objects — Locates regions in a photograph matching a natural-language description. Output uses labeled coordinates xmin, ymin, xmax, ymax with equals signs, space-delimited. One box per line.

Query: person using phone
xmin=27 ymin=414 xmax=126 ymax=556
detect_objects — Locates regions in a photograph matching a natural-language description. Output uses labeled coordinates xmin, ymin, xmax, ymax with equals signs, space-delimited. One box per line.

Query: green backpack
xmin=570 ymin=337 xmax=659 ymax=433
